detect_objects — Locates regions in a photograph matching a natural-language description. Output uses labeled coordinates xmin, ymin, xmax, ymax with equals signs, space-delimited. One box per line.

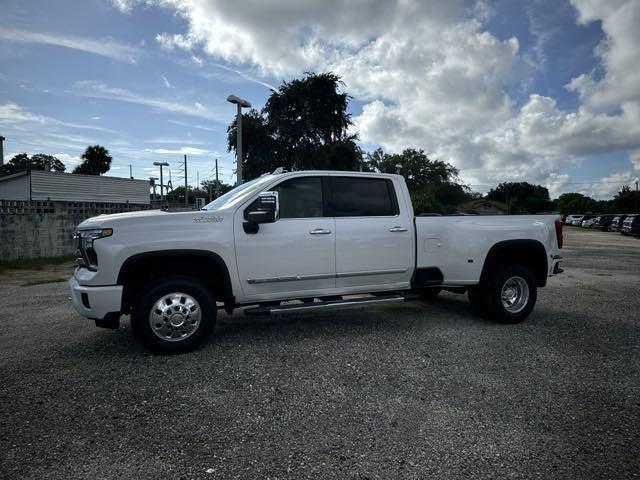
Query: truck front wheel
xmin=468 ymin=264 xmax=537 ymax=324
xmin=130 ymin=276 xmax=216 ymax=353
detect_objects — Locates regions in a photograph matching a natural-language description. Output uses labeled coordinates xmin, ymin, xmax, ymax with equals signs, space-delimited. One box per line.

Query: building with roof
xmin=0 ymin=170 xmax=150 ymax=204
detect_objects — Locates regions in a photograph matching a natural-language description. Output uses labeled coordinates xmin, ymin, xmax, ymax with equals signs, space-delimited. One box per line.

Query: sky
xmin=1 ymin=0 xmax=639 ymax=199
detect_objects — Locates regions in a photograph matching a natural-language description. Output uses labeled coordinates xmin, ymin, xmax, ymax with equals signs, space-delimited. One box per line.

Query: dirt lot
xmin=1 ymin=228 xmax=638 ymax=479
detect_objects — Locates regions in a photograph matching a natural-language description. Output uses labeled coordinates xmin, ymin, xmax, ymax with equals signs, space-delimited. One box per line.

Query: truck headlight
xmin=78 ymin=228 xmax=113 ymax=247
xmin=74 ymin=228 xmax=113 ymax=269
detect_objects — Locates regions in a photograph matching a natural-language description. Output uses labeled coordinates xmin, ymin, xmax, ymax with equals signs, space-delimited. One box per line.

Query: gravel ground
xmin=1 ymin=227 xmax=639 ymax=480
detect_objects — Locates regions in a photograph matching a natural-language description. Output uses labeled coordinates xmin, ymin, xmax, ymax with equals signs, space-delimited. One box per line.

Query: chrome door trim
xmin=336 ymin=268 xmax=408 ymax=278
xmin=247 ymin=268 xmax=407 ymax=284
xmin=247 ymin=273 xmax=335 ymax=284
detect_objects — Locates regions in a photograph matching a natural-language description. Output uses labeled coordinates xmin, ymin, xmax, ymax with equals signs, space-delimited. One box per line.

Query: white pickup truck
xmin=69 ymin=170 xmax=564 ymax=352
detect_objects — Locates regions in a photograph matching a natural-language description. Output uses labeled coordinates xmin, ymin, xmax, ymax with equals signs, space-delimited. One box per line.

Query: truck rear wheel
xmin=469 ymin=264 xmax=537 ymax=324
xmin=130 ymin=276 xmax=216 ymax=353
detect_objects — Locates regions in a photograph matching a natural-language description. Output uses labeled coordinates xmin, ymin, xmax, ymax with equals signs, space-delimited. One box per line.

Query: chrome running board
xmin=244 ymin=294 xmax=416 ymax=316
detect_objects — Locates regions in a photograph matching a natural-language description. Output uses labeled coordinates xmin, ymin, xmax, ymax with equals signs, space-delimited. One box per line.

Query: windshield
xmin=202 ymin=175 xmax=276 ymax=211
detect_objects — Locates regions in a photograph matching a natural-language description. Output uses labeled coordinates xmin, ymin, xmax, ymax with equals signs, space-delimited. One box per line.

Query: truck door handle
xmin=309 ymin=228 xmax=332 ymax=235
xmin=389 ymin=226 xmax=408 ymax=232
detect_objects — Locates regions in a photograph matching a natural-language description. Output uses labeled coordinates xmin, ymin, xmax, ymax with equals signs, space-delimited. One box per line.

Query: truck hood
xmin=77 ymin=209 xmax=228 ymax=230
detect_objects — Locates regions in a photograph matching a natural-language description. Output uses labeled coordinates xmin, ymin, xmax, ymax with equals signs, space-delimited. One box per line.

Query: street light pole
xmin=227 ymin=95 xmax=251 ymax=185
xmin=236 ymin=103 xmax=242 ymax=185
xmin=635 ymin=178 xmax=639 ymax=214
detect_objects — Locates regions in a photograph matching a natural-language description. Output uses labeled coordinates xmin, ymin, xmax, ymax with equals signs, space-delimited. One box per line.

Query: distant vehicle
xmin=608 ymin=215 xmax=628 ymax=232
xmin=581 ymin=217 xmax=597 ymax=228
xmin=593 ymin=215 xmax=615 ymax=230
xmin=621 ymin=215 xmax=640 ymax=236
xmin=565 ymin=214 xmax=583 ymax=225
xmin=573 ymin=215 xmax=594 ymax=226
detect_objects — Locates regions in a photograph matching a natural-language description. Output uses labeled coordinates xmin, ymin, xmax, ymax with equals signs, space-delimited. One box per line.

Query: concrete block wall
xmin=0 ymin=201 xmax=150 ymax=261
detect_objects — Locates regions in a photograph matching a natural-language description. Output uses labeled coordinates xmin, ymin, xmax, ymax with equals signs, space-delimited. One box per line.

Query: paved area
xmin=1 ymin=228 xmax=638 ymax=479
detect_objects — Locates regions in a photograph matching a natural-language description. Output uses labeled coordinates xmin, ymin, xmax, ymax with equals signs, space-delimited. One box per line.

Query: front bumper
xmin=68 ymin=277 xmax=123 ymax=320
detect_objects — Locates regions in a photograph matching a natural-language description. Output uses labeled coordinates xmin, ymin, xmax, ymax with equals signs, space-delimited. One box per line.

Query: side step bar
xmin=244 ymin=293 xmax=418 ymax=316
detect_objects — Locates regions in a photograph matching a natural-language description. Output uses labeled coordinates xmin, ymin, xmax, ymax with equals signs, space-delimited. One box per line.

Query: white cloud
xmin=73 ymin=80 xmax=225 ymax=121
xmin=145 ymin=146 xmax=210 ymax=155
xmin=144 ymin=137 xmax=206 ymax=145
xmin=53 ymin=153 xmax=82 ymax=167
xmin=569 ymin=0 xmax=640 ymax=110
xmin=160 ymin=74 xmax=173 ymax=89
xmin=0 ymin=28 xmax=142 ymax=63
xmin=111 ymin=0 xmax=640 ymax=198
xmin=0 ymin=102 xmax=118 ymax=134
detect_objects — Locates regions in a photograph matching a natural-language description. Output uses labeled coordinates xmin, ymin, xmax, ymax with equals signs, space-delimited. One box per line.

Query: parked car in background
xmin=621 ymin=215 xmax=640 ymax=236
xmin=574 ymin=215 xmax=594 ymax=226
xmin=581 ymin=217 xmax=597 ymax=228
xmin=565 ymin=214 xmax=583 ymax=225
xmin=609 ymin=215 xmax=628 ymax=232
xmin=593 ymin=215 xmax=615 ymax=230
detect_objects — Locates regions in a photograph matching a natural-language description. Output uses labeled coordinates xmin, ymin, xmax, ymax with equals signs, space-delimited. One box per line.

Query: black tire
xmin=483 ymin=264 xmax=537 ymax=324
xmin=419 ymin=287 xmax=442 ymax=300
xmin=130 ymin=275 xmax=216 ymax=353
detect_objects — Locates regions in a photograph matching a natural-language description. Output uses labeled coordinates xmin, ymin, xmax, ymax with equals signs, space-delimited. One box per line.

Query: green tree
xmin=556 ymin=192 xmax=598 ymax=214
xmin=487 ymin=182 xmax=553 ymax=213
xmin=367 ymin=148 xmax=460 ymax=190
xmin=612 ymin=185 xmax=640 ymax=213
xmin=0 ymin=153 xmax=65 ymax=176
xmin=166 ymin=180 xmax=234 ymax=204
xmin=227 ymin=110 xmax=279 ymax=180
xmin=72 ymin=145 xmax=112 ymax=175
xmin=366 ymin=148 xmax=472 ymax=214
xmin=227 ymin=72 xmax=363 ymax=179
xmin=200 ymin=179 xmax=234 ymax=200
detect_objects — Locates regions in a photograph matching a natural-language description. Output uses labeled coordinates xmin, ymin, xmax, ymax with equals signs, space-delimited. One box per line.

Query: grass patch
xmin=0 ymin=255 xmax=75 ymax=274
xmin=21 ymin=277 xmax=69 ymax=287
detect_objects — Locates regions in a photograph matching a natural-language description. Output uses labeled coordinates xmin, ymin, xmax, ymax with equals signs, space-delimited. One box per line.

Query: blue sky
xmin=1 ymin=0 xmax=639 ymax=198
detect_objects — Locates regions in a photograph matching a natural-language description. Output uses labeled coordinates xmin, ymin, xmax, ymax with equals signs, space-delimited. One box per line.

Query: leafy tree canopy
xmin=612 ymin=185 xmax=640 ymax=213
xmin=487 ymin=182 xmax=552 ymax=214
xmin=227 ymin=72 xmax=363 ymax=180
xmin=556 ymin=192 xmax=598 ymax=214
xmin=165 ymin=180 xmax=234 ymax=204
xmin=72 ymin=145 xmax=112 ymax=175
xmin=0 ymin=153 xmax=65 ymax=176
xmin=367 ymin=148 xmax=473 ymax=214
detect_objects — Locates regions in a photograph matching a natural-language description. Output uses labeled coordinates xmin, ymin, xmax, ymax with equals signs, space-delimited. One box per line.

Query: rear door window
xmin=329 ymin=177 xmax=398 ymax=217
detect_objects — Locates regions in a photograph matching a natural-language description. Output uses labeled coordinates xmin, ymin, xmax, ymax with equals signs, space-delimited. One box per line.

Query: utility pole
xmin=505 ymin=184 xmax=510 ymax=215
xmin=215 ymin=159 xmax=220 ymax=199
xmin=184 ymin=154 xmax=188 ymax=207
xmin=197 ymin=170 xmax=199 ymax=190
xmin=0 ymin=135 xmax=5 ymax=166
xmin=153 ymin=162 xmax=169 ymax=207
xmin=635 ymin=178 xmax=639 ymax=214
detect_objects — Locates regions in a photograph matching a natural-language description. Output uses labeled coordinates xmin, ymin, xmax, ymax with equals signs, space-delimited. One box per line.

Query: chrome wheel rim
xmin=149 ymin=292 xmax=201 ymax=342
xmin=500 ymin=276 xmax=529 ymax=314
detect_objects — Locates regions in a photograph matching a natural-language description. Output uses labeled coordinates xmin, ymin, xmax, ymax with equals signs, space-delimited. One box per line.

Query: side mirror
xmin=243 ymin=191 xmax=279 ymax=234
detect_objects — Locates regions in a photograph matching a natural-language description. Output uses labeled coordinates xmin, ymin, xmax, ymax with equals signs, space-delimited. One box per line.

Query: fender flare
xmin=117 ymin=249 xmax=235 ymax=308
